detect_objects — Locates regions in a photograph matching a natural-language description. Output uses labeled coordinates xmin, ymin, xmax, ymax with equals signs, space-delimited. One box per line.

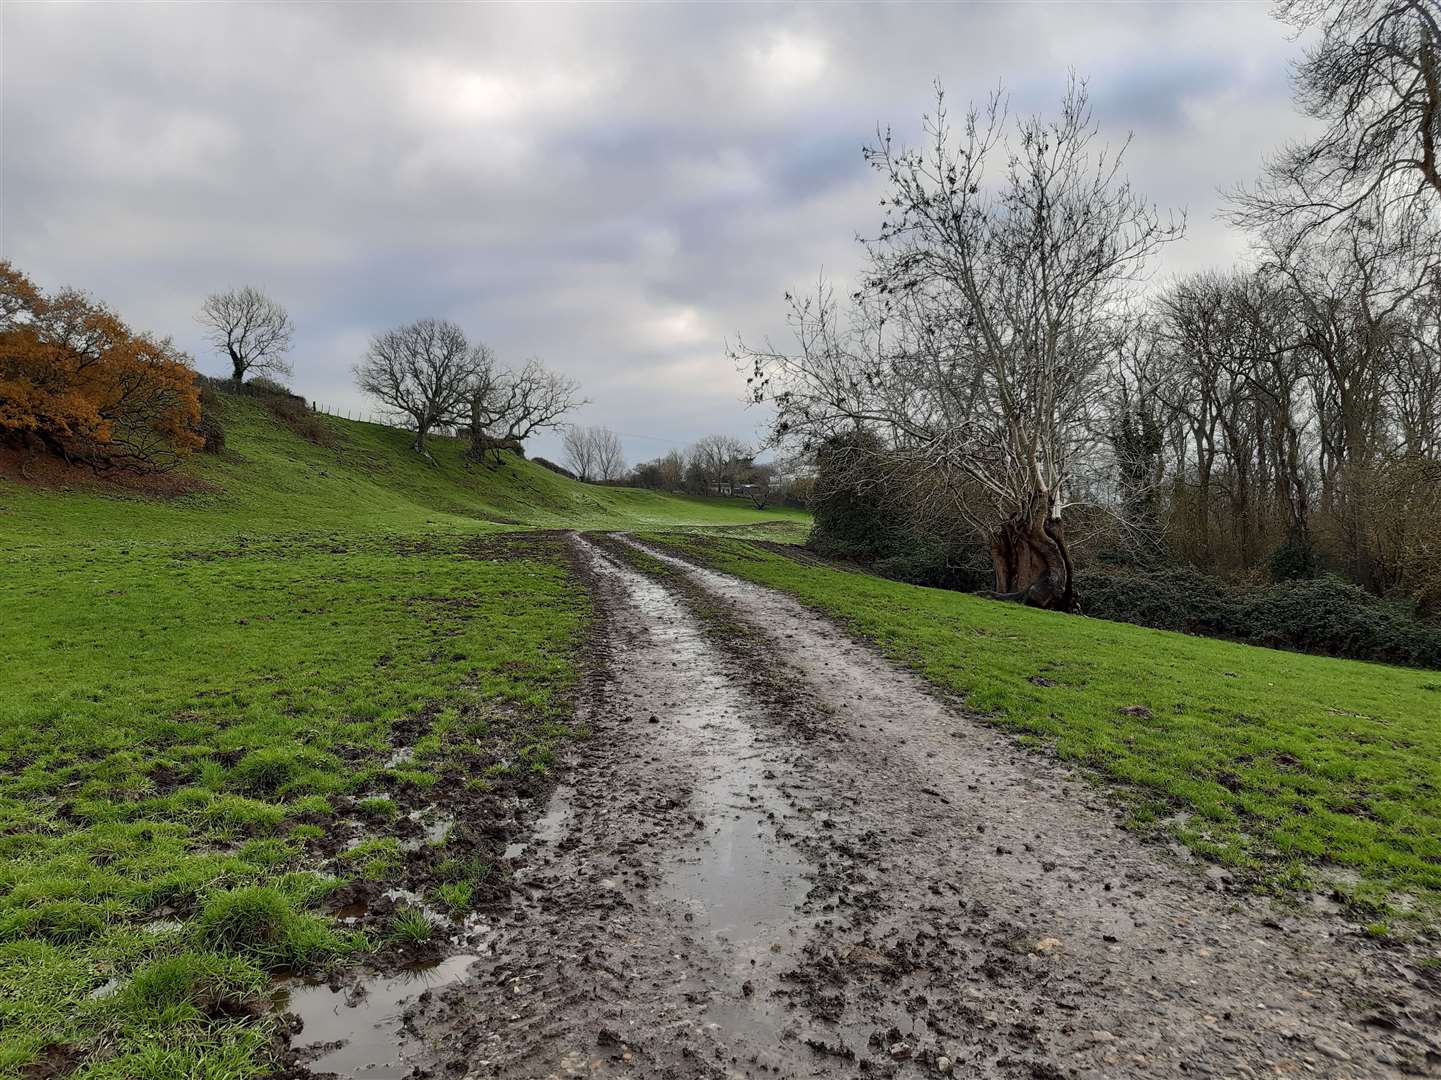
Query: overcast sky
xmin=1 ymin=1 xmax=1311 ymax=465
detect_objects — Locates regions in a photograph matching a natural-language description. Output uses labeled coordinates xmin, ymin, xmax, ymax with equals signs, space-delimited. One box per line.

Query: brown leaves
xmin=0 ymin=261 xmax=202 ymax=470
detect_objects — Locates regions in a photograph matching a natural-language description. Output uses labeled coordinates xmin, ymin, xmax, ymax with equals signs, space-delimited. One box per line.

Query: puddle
xmin=504 ymin=784 xmax=574 ymax=860
xmin=281 ymin=954 xmax=479 ymax=1078
xmin=384 ymin=746 xmax=414 ymax=768
xmin=582 ymin=541 xmax=814 ymax=1043
xmin=89 ymin=978 xmax=120 ymax=1000
xmin=400 ymin=809 xmax=454 ymax=851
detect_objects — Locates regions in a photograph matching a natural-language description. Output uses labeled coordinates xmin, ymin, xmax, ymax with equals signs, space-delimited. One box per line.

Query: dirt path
xmin=401 ymin=534 xmax=1439 ymax=1080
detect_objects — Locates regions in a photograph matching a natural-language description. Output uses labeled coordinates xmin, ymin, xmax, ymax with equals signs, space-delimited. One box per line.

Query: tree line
xmin=736 ymin=0 xmax=1441 ymax=629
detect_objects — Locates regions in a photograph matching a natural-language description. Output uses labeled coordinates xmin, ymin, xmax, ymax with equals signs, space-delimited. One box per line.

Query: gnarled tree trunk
xmin=987 ymin=492 xmax=1080 ymax=612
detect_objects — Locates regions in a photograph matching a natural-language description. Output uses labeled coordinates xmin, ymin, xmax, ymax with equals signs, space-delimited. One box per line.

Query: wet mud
xmin=306 ymin=532 xmax=1439 ymax=1080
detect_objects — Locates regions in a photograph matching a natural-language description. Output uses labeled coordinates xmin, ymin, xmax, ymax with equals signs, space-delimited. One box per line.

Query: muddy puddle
xmin=281 ymin=954 xmax=479 ymax=1078
xmin=503 ymin=782 xmax=573 ymax=861
xmin=582 ymin=542 xmax=816 ymax=1044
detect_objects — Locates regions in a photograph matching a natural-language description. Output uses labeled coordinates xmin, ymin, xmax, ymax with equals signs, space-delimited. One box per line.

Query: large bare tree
xmin=467 ymin=356 xmax=582 ymax=463
xmin=1231 ymin=0 xmax=1441 ymax=241
xmin=739 ymin=81 xmax=1182 ymax=610
xmin=355 ymin=318 xmax=480 ymax=455
xmin=198 ymin=286 xmax=293 ymax=384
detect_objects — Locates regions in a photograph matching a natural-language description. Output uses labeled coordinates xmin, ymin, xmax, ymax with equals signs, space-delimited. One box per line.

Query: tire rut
xmin=399 ymin=533 xmax=1438 ymax=1080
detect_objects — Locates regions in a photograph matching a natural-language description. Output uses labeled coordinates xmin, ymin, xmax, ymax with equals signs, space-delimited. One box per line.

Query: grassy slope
xmin=648 ymin=534 xmax=1441 ymax=929
xmin=0 ymin=396 xmax=804 ymax=1078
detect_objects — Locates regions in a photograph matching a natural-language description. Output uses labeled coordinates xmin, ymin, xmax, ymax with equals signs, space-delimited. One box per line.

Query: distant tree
xmin=631 ymin=448 xmax=687 ymax=490
xmin=564 ymin=424 xmax=625 ymax=482
xmin=1 ymin=261 xmax=202 ymax=471
xmin=656 ymin=448 xmax=686 ymax=490
xmin=592 ymin=427 xmax=626 ymax=481
xmin=468 ymin=357 xmax=582 ymax=463
xmin=355 ymin=318 xmax=480 ymax=456
xmin=563 ymin=425 xmax=596 ymax=481
xmin=689 ymin=434 xmax=751 ymax=494
xmin=740 ymin=460 xmax=777 ymax=508
xmin=198 ymin=286 xmax=293 ymax=385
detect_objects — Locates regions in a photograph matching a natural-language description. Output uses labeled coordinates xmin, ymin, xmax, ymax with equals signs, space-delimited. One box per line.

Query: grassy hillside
xmin=646 ymin=533 xmax=1441 ymax=929
xmin=0 ymin=394 xmax=804 ymax=1079
xmin=0 ymin=392 xmax=808 ymax=545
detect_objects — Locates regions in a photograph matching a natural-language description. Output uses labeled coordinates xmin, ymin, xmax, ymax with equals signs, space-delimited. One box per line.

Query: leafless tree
xmin=1231 ymin=0 xmax=1441 ymax=242
xmin=737 ymin=80 xmax=1182 ymax=610
xmin=355 ymin=318 xmax=480 ymax=455
xmin=198 ymin=286 xmax=293 ymax=384
xmin=564 ymin=424 xmax=625 ymax=481
xmin=689 ymin=434 xmax=751 ymax=494
xmin=593 ymin=427 xmax=626 ymax=481
xmin=468 ymin=357 xmax=582 ymax=462
xmin=741 ymin=460 xmax=777 ymax=508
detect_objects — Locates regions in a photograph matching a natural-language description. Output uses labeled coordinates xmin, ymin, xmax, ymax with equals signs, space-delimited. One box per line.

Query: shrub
xmin=0 ymin=262 xmax=202 ymax=471
xmin=1241 ymin=576 xmax=1441 ymax=668
xmin=1078 ymin=565 xmax=1441 ymax=669
xmin=1267 ymin=534 xmax=1318 ymax=583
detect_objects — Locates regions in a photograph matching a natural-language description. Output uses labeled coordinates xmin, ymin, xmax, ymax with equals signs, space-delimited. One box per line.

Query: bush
xmin=1267 ymin=534 xmax=1318 ymax=583
xmin=1241 ymin=577 xmax=1441 ymax=667
xmin=244 ymin=376 xmax=291 ymax=396
xmin=1079 ymin=565 xmax=1441 ymax=669
xmin=0 ymin=262 xmax=202 ymax=471
xmin=533 ymin=456 xmax=576 ymax=479
xmin=808 ymin=434 xmax=991 ymax=590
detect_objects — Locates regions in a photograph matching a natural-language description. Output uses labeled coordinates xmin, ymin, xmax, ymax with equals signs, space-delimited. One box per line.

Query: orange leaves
xmin=0 ymin=262 xmax=202 ymax=470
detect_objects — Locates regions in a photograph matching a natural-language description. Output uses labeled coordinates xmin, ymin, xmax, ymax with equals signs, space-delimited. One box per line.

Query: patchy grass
xmin=0 ymin=390 xmax=805 ymax=1077
xmin=646 ymin=533 xmax=1441 ymax=926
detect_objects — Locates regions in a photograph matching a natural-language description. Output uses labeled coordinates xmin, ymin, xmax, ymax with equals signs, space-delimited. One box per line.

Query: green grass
xmin=0 ymin=391 xmax=805 ymax=1077
xmin=646 ymin=533 xmax=1441 ymax=926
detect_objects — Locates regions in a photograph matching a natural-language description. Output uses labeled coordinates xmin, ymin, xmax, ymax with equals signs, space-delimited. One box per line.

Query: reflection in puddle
xmin=584 ymin=541 xmax=814 ymax=1049
xmin=282 ymin=954 xmax=478 ymax=1078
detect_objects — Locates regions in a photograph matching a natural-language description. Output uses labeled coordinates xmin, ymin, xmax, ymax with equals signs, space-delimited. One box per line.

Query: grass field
xmin=7 ymin=385 xmax=1440 ymax=1076
xmin=645 ymin=533 xmax=1441 ymax=930
xmin=0 ymin=393 xmax=804 ymax=1078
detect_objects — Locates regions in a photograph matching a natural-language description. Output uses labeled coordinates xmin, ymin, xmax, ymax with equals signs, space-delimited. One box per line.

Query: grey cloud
xmin=2 ymin=1 xmax=1310 ymax=465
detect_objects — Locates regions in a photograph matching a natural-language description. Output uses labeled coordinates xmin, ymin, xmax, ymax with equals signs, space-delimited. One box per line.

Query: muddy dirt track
xmin=346 ymin=533 xmax=1439 ymax=1080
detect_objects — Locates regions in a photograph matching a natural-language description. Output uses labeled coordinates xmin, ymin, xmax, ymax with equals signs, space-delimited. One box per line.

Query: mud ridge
xmin=390 ymin=532 xmax=1437 ymax=1079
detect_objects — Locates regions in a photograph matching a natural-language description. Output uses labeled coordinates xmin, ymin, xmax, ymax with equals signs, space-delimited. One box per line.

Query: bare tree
xmin=739 ymin=80 xmax=1182 ymax=610
xmin=592 ymin=426 xmax=626 ymax=481
xmin=468 ymin=357 xmax=582 ymax=462
xmin=689 ymin=434 xmax=750 ymax=494
xmin=741 ymin=460 xmax=776 ymax=508
xmin=564 ymin=424 xmax=625 ymax=481
xmin=355 ymin=318 xmax=480 ymax=456
xmin=1231 ymin=0 xmax=1441 ymax=242
xmin=198 ymin=286 xmax=294 ymax=384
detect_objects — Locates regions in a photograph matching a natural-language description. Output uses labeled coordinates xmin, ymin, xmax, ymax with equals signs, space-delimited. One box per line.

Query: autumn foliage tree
xmin=0 ymin=262 xmax=202 ymax=471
